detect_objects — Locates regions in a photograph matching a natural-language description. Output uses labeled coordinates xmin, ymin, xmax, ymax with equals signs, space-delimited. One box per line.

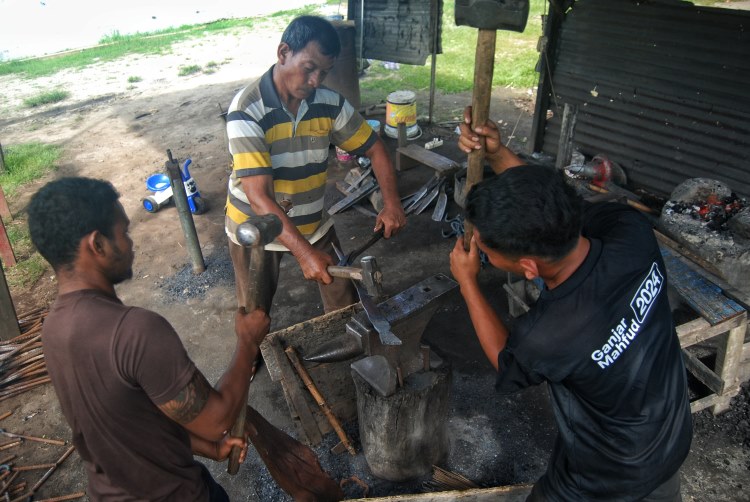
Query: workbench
xmin=657 ymin=232 xmax=749 ymax=415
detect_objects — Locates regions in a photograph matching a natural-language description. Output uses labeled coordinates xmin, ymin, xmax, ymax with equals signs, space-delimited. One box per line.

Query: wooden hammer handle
xmin=463 ymin=29 xmax=497 ymax=250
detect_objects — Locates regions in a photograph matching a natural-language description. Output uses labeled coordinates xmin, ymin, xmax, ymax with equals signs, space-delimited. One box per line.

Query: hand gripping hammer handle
xmin=228 ymin=214 xmax=282 ymax=475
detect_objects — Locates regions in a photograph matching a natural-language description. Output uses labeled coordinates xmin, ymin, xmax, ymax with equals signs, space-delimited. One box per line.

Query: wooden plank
xmin=682 ymin=349 xmax=723 ymax=394
xmin=264 ymin=336 xmax=323 ymax=445
xmin=689 ymin=394 xmax=724 ymax=414
xmin=655 ymin=230 xmax=750 ymax=309
xmin=396 ymin=144 xmax=459 ymax=175
xmin=0 ymin=264 xmax=20 ymax=340
xmin=677 ymin=315 xmax=745 ymax=348
xmin=660 ymin=244 xmax=745 ymax=325
xmin=353 ymin=484 xmax=532 ymax=501
xmin=711 ymin=318 xmax=746 ymax=414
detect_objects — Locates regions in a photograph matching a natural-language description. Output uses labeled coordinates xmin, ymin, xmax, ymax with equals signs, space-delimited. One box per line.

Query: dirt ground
xmin=1 ymin=19 xmax=749 ymax=502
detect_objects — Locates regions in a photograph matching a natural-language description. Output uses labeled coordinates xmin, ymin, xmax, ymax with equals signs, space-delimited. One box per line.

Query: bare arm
xmin=457 ymin=106 xmax=524 ymax=175
xmin=240 ymin=176 xmax=334 ymax=284
xmin=158 ymin=308 xmax=270 ymax=441
xmin=365 ymin=138 xmax=406 ymax=238
xmin=449 ymin=236 xmax=508 ymax=370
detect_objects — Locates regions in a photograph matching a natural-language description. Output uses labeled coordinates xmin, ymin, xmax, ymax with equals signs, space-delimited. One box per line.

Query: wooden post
xmin=0 ymin=185 xmax=12 ymax=221
xmin=0 ymin=261 xmax=20 ymax=340
xmin=555 ymin=103 xmax=578 ymax=170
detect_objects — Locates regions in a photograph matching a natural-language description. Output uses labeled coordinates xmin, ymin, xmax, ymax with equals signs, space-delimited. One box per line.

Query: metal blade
xmin=327 ymin=179 xmax=377 ymax=215
xmin=431 ymin=182 xmax=448 ymax=221
xmin=344 ymin=166 xmax=373 ymax=193
xmin=412 ymin=184 xmax=440 ymax=215
xmin=357 ymin=288 xmax=402 ymax=346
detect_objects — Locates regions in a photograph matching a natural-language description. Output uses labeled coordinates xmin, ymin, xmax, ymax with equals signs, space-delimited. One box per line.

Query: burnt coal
xmin=663 ymin=193 xmax=746 ymax=232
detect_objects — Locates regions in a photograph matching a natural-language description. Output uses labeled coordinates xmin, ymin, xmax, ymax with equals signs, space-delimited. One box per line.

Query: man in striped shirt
xmin=225 ymin=15 xmax=406 ymax=314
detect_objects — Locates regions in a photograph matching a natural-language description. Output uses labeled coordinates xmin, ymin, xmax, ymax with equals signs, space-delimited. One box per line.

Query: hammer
xmin=455 ymin=0 xmax=529 ymax=249
xmin=227 ymin=213 xmax=282 ymax=475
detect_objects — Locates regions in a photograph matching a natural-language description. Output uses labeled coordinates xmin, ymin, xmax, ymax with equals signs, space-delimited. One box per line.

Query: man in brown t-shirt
xmin=28 ymin=177 xmax=270 ymax=500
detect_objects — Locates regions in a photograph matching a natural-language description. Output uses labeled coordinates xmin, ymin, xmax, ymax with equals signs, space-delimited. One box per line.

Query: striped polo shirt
xmin=225 ymin=66 xmax=376 ymax=251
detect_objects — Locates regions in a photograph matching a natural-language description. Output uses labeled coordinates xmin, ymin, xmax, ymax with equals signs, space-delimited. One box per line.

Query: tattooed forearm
xmin=158 ymin=370 xmax=211 ymax=424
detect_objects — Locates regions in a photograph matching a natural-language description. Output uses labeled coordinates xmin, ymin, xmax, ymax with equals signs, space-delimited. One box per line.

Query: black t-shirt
xmin=496 ymin=202 xmax=692 ymax=501
xmin=43 ymin=290 xmax=206 ymax=501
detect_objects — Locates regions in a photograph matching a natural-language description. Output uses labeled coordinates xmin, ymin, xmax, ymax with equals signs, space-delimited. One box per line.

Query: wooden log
xmin=353 ymin=364 xmax=452 ymax=481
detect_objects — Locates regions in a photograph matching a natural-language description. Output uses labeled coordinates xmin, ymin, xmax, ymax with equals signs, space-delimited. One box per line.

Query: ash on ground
xmin=158 ymin=248 xmax=234 ymax=303
xmin=692 ymin=380 xmax=750 ymax=454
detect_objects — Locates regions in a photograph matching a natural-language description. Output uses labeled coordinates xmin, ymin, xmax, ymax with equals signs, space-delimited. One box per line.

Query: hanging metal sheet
xmin=538 ymin=0 xmax=750 ymax=199
xmin=350 ymin=0 xmax=442 ymax=65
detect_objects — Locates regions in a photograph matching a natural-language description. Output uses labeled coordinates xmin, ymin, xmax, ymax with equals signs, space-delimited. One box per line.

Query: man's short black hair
xmin=28 ymin=177 xmax=120 ymax=270
xmin=281 ymin=15 xmax=341 ymax=57
xmin=466 ymin=164 xmax=583 ymax=261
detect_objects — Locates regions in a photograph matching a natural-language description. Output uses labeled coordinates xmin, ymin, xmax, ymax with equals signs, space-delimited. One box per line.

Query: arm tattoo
xmin=158 ymin=370 xmax=211 ymax=425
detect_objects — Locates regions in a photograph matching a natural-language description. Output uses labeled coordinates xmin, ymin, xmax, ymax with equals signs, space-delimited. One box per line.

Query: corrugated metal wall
xmin=539 ymin=0 xmax=750 ymax=199
xmin=349 ymin=0 xmax=442 ymax=65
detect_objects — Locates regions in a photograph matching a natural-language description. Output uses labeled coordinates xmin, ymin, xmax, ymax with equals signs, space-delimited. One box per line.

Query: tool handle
xmin=285 ymin=346 xmax=356 ymax=456
xmin=226 ymin=405 xmax=247 ymax=475
xmin=463 ymin=29 xmax=497 ymax=250
xmin=327 ymin=266 xmax=363 ymax=281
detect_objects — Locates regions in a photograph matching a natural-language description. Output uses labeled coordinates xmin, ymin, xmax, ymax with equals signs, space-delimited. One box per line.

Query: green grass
xmin=0 ymin=18 xmax=258 ymax=79
xmin=0 ymin=142 xmax=60 ymax=196
xmin=178 ymin=64 xmax=202 ymax=76
xmin=127 ymin=75 xmax=142 ymax=83
xmin=1 ymin=202 xmax=48 ymax=289
xmin=1 ymin=142 xmax=60 ymax=286
xmin=360 ymin=0 xmax=546 ymax=102
xmin=22 ymin=89 xmax=70 ymax=108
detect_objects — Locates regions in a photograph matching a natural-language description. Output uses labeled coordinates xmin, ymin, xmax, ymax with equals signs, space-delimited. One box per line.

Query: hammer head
xmin=236 ymin=214 xmax=283 ymax=247
xmin=455 ymin=0 xmax=529 ymax=32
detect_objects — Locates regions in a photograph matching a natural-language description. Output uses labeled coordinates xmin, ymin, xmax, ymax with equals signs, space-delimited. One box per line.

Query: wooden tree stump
xmin=352 ymin=364 xmax=452 ymax=481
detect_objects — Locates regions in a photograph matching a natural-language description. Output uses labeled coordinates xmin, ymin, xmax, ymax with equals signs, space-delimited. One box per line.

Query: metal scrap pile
xmin=663 ymin=193 xmax=746 ymax=232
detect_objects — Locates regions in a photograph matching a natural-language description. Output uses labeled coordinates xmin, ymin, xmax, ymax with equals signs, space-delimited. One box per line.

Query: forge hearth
xmin=659 ymin=178 xmax=750 ymax=297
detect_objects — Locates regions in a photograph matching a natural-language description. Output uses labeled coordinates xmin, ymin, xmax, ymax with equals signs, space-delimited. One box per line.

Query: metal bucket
xmin=384 ymin=91 xmax=419 ymax=139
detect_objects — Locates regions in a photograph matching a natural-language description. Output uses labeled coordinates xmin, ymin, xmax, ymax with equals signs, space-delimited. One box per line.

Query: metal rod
xmin=165 ymin=150 xmax=205 ymax=275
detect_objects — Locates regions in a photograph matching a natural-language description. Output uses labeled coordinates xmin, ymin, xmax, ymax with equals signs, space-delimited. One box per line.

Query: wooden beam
xmin=0 ymin=263 xmax=20 ymax=340
xmin=0 ymin=217 xmax=17 ymax=267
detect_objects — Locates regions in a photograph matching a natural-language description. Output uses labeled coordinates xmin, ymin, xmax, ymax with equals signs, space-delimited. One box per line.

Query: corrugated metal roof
xmin=539 ymin=0 xmax=750 ymax=199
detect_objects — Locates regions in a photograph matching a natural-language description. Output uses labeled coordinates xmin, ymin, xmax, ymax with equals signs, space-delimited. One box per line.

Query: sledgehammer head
xmin=236 ymin=214 xmax=282 ymax=247
xmin=455 ymin=0 xmax=529 ymax=32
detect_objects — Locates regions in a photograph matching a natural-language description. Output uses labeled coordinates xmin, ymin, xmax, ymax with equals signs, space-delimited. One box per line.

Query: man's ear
xmin=277 ymin=43 xmax=291 ymax=64
xmin=85 ymin=231 xmax=106 ymax=257
xmin=518 ymin=258 xmax=540 ymax=281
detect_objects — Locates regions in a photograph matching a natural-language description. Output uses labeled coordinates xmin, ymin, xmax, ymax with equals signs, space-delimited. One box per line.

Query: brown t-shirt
xmin=43 ymin=290 xmax=207 ymax=501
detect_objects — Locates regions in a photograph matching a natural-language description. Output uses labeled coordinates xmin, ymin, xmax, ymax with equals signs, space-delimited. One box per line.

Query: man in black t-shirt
xmin=450 ymin=108 xmax=692 ymax=501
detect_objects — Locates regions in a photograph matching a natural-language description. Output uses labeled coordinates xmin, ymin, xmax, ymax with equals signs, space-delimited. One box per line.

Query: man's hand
xmin=190 ymin=431 xmax=248 ymax=462
xmin=375 ymin=203 xmax=406 ymax=238
xmin=235 ymin=307 xmax=271 ymax=353
xmin=450 ymin=235 xmax=481 ymax=288
xmin=458 ymin=106 xmax=503 ymax=157
xmin=458 ymin=106 xmax=523 ymax=175
xmin=214 ymin=432 xmax=248 ymax=462
xmin=297 ymin=246 xmax=335 ymax=285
